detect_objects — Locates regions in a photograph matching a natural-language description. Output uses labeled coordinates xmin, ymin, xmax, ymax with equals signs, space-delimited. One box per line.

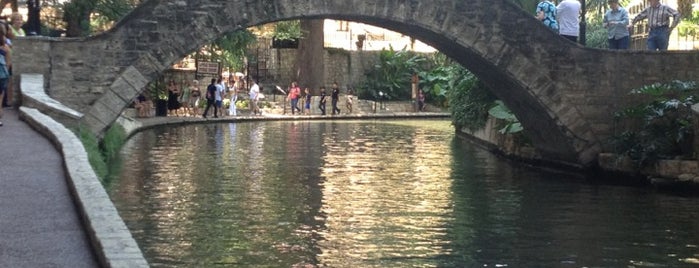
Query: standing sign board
xmin=197 ymin=61 xmax=221 ymax=77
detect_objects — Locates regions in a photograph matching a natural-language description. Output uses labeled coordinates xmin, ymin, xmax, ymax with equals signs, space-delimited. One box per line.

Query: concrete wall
xmin=261 ymin=48 xmax=382 ymax=93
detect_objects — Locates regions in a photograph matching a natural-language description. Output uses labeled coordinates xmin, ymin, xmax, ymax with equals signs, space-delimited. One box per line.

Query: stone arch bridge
xmin=13 ymin=0 xmax=699 ymax=168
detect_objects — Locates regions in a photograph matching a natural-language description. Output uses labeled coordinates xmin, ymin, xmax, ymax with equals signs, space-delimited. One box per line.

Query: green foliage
xmin=417 ymin=53 xmax=461 ymax=107
xmin=447 ymin=71 xmax=497 ymax=131
xmin=77 ymin=126 xmax=108 ymax=180
xmin=359 ymin=46 xmax=426 ymax=101
xmin=91 ymin=0 xmax=139 ymax=32
xmin=677 ymin=10 xmax=699 ymax=38
xmin=63 ymin=0 xmax=140 ymax=36
xmin=101 ymin=123 xmax=127 ymax=163
xmin=611 ymin=80 xmax=698 ymax=167
xmin=147 ymin=77 xmax=168 ymax=100
xmin=585 ymin=16 xmax=611 ymax=49
xmin=63 ymin=0 xmax=97 ymax=36
xmin=488 ymin=100 xmax=523 ymax=134
xmin=211 ymin=30 xmax=257 ymax=70
xmin=77 ymin=123 xmax=127 ymax=182
xmin=273 ymin=20 xmax=302 ymax=41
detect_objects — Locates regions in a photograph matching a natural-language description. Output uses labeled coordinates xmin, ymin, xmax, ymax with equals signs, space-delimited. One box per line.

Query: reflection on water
xmin=107 ymin=120 xmax=699 ymax=267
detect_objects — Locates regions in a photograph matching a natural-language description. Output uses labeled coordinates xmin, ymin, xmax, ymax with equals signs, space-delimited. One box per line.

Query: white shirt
xmin=557 ymin=0 xmax=581 ymax=37
xmin=215 ymin=83 xmax=224 ymax=101
xmin=249 ymin=83 xmax=259 ymax=100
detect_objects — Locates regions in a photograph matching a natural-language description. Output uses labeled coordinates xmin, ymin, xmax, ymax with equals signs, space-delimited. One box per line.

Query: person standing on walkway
xmin=346 ymin=88 xmax=354 ymax=114
xmin=604 ymin=0 xmax=630 ymax=50
xmin=179 ymin=80 xmax=192 ymax=116
xmin=557 ymin=0 xmax=581 ymax=43
xmin=190 ymin=80 xmax=201 ymax=117
xmin=304 ymin=87 xmax=312 ymax=115
xmin=318 ymin=87 xmax=327 ymax=115
xmin=536 ymin=0 xmax=559 ymax=32
xmin=202 ymin=78 xmax=217 ymax=118
xmin=249 ymin=79 xmax=260 ymax=115
xmin=630 ymin=0 xmax=680 ymax=51
xmin=215 ymin=78 xmax=225 ymax=116
xmin=0 ymin=28 xmax=9 ymax=126
xmin=417 ymin=89 xmax=426 ymax=112
xmin=287 ymin=81 xmax=301 ymax=115
xmin=331 ymin=82 xmax=341 ymax=115
xmin=167 ymin=80 xmax=181 ymax=116
xmin=228 ymin=81 xmax=238 ymax=116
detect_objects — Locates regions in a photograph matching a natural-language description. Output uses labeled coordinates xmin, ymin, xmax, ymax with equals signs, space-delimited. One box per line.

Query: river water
xmin=106 ymin=119 xmax=699 ymax=267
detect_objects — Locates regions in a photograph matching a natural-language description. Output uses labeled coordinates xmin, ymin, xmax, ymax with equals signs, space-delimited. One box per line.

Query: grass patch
xmin=76 ymin=124 xmax=127 ymax=182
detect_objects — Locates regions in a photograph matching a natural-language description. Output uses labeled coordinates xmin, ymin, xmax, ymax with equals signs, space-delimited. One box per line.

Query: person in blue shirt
xmin=536 ymin=0 xmax=559 ymax=32
xmin=603 ymin=0 xmax=630 ymax=49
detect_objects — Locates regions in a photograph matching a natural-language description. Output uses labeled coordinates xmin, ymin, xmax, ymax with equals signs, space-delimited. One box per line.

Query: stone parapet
xmin=18 ymin=74 xmax=148 ymax=267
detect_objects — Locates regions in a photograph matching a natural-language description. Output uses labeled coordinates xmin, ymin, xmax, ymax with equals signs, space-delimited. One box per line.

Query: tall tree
xmin=294 ymin=19 xmax=324 ymax=93
xmin=63 ymin=0 xmax=96 ymax=37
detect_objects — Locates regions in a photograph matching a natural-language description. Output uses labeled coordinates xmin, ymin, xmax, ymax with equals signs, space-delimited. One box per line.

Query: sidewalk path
xmin=0 ymin=108 xmax=98 ymax=267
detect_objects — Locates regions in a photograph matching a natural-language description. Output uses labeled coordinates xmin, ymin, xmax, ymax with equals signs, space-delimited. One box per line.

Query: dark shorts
xmin=0 ymin=78 xmax=8 ymax=95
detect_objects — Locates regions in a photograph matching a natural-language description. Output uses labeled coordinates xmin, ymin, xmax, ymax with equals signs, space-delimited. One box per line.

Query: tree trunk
xmin=294 ymin=19 xmax=324 ymax=93
xmin=64 ymin=0 xmax=96 ymax=37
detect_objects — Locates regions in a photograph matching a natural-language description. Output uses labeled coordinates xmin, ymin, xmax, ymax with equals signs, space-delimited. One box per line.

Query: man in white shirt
xmin=249 ymin=80 xmax=260 ymax=115
xmin=557 ymin=0 xmax=581 ymax=43
xmin=214 ymin=78 xmax=225 ymax=116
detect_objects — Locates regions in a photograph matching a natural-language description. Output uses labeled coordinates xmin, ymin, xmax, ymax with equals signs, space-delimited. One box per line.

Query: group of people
xmin=285 ymin=81 xmax=353 ymax=116
xmin=0 ymin=12 xmax=25 ymax=127
xmin=201 ymin=77 xmax=259 ymax=118
xmin=536 ymin=0 xmax=680 ymax=51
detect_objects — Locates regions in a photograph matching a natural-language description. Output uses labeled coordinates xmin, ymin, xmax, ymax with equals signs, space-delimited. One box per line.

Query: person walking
xmin=318 ymin=87 xmax=327 ymax=115
xmin=630 ymin=0 xmax=680 ymax=51
xmin=604 ymin=0 xmax=630 ymax=50
xmin=202 ymin=78 xmax=218 ymax=118
xmin=303 ymin=88 xmax=312 ymax=115
xmin=346 ymin=88 xmax=354 ymax=114
xmin=331 ymin=82 xmax=341 ymax=115
xmin=228 ymin=80 xmax=238 ymax=116
xmin=557 ymin=0 xmax=581 ymax=43
xmin=536 ymin=0 xmax=559 ymax=32
xmin=215 ymin=78 xmax=224 ymax=116
xmin=190 ymin=80 xmax=201 ymax=117
xmin=249 ymin=79 xmax=260 ymax=115
xmin=287 ymin=81 xmax=301 ymax=115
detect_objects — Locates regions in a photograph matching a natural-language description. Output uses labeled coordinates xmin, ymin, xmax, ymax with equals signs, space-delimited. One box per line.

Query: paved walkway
xmin=0 ymin=108 xmax=98 ymax=267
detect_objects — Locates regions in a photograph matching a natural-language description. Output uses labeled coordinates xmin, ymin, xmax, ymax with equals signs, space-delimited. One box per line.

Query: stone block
xmin=656 ymin=160 xmax=682 ymax=177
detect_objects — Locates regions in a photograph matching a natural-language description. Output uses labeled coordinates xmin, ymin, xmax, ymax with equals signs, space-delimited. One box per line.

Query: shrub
xmin=611 ymin=80 xmax=698 ymax=167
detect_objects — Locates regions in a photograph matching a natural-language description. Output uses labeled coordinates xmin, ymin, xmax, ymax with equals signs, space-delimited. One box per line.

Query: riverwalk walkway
xmin=0 ymin=108 xmax=99 ymax=267
xmin=1 ymin=91 xmax=450 ymax=267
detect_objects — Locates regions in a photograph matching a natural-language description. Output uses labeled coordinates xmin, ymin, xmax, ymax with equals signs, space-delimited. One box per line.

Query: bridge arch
xmin=13 ymin=0 xmax=699 ymax=167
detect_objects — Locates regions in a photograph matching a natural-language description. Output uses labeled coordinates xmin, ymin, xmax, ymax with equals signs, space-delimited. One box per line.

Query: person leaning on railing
xmin=629 ymin=0 xmax=680 ymax=51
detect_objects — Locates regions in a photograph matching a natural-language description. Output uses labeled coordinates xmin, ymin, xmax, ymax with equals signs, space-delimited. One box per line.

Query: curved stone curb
xmin=20 ymin=74 xmax=84 ymax=129
xmin=18 ymin=107 xmax=149 ymax=267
